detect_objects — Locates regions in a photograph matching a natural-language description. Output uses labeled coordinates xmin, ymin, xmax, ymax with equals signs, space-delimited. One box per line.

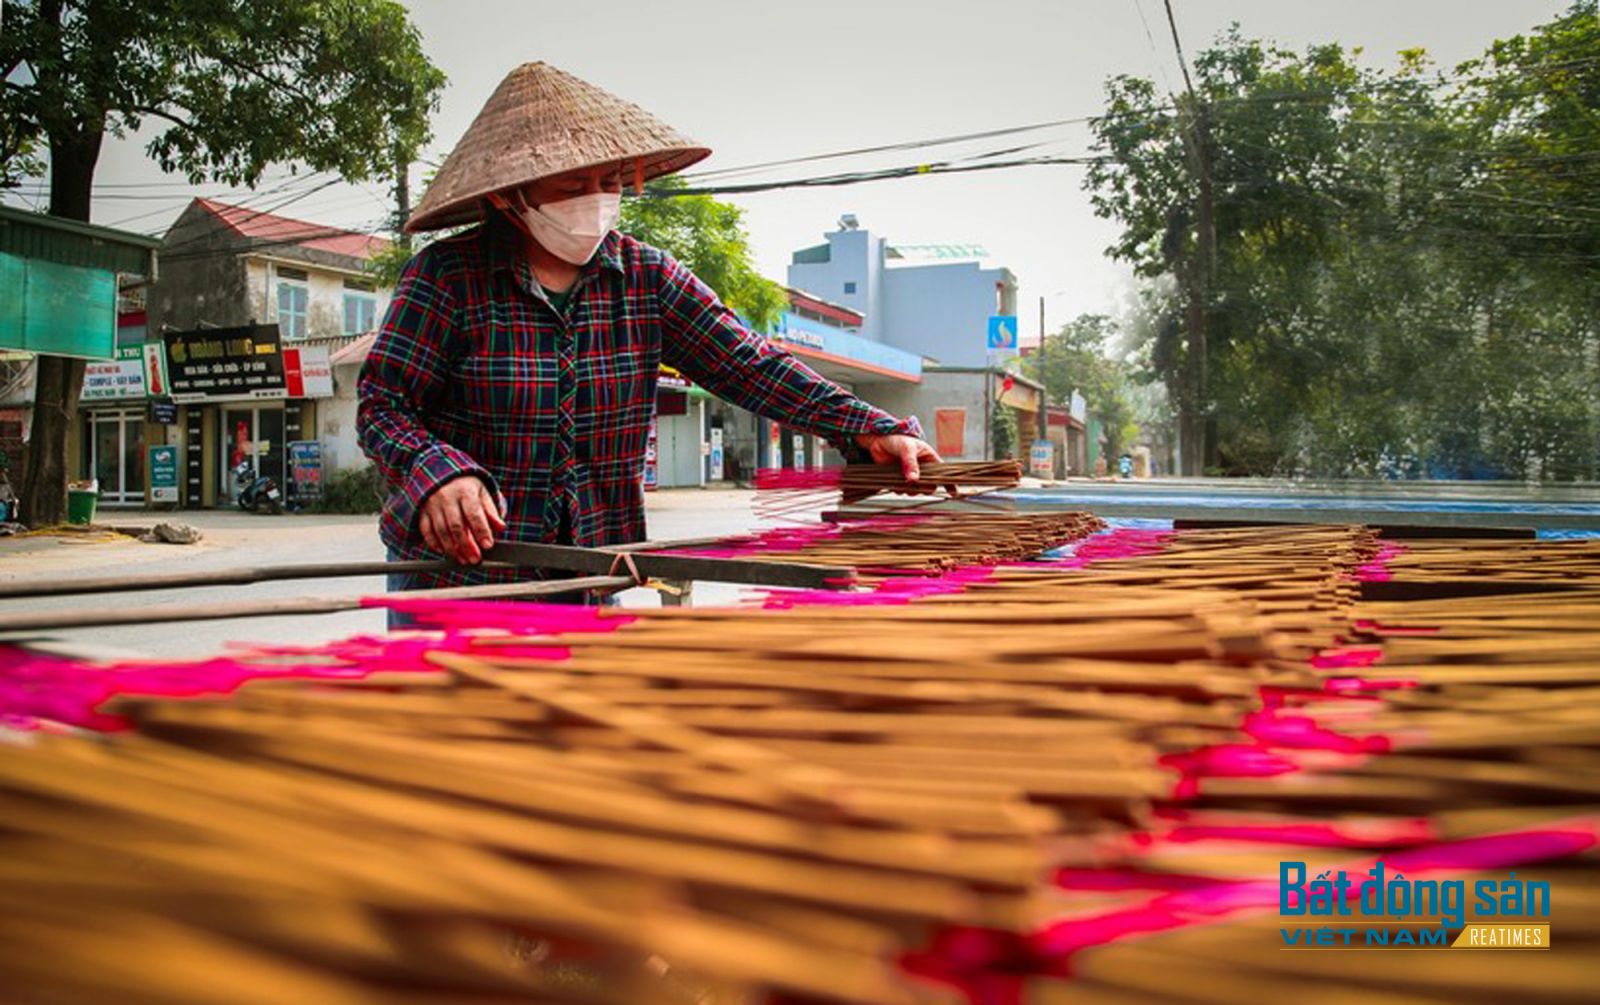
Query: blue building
xmin=787 ymin=215 xmax=1018 ymax=368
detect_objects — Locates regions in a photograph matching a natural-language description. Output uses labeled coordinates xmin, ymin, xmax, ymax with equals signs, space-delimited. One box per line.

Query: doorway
xmin=218 ymin=406 xmax=285 ymax=503
xmin=82 ymin=408 xmax=146 ymax=504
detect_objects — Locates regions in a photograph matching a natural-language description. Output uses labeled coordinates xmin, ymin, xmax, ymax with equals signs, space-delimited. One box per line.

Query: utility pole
xmin=1038 ymin=295 xmax=1049 ymax=443
xmin=392 ymin=144 xmax=413 ymax=253
xmin=1164 ymin=0 xmax=1213 ymax=476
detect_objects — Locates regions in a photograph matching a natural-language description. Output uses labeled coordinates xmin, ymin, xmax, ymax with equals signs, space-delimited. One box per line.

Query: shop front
xmin=151 ymin=323 xmax=332 ymax=507
xmin=79 ymin=337 xmax=153 ymax=506
xmin=82 ymin=407 xmax=146 ymax=504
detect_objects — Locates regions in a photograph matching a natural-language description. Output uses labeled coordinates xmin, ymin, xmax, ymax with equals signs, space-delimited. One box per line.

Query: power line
xmin=682 ymin=115 xmax=1108 ymax=183
xmin=656 ymin=155 xmax=1106 ymax=197
xmin=1128 ymin=0 xmax=1181 ymax=97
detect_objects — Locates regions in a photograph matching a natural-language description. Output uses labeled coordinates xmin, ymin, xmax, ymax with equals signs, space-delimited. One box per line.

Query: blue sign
xmin=149 ymin=445 xmax=180 ymax=503
xmin=987 ymin=315 xmax=1019 ymax=350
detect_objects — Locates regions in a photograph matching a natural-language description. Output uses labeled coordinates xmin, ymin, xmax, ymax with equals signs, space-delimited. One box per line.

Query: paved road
xmin=0 ymin=488 xmax=778 ymax=661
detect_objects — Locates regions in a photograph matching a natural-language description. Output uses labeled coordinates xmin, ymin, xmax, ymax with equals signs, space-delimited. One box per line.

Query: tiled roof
xmin=194 ymin=198 xmax=390 ymax=261
xmin=785 ymin=287 xmax=863 ymax=326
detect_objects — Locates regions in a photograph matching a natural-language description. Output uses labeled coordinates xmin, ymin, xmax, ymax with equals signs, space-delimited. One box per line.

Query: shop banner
xmin=162 ymin=324 xmax=285 ymax=402
xmin=287 ymin=440 xmax=323 ymax=502
xmin=1030 ymin=439 xmax=1054 ymax=478
xmin=82 ymin=345 xmax=146 ymax=401
xmin=149 ymin=444 xmax=180 ymax=503
xmin=284 ymin=346 xmax=333 ymax=398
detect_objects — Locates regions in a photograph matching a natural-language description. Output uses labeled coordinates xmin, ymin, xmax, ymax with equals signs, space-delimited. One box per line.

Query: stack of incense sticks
xmin=754 ymin=461 xmax=1024 ymax=521
xmin=1 ymin=519 xmax=1596 ymax=1004
xmin=670 ymin=511 xmax=1106 ymax=574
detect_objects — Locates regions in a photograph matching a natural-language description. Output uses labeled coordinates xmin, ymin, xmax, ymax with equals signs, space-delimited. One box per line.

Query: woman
xmin=359 ymin=62 xmax=936 ymax=592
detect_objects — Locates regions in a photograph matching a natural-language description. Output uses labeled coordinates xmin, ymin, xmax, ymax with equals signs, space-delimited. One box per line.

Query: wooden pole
xmin=0 ymin=575 xmax=635 ymax=633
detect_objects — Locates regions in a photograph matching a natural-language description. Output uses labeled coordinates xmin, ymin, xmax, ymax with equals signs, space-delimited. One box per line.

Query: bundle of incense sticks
xmin=672 ymin=511 xmax=1106 ymax=573
xmin=2 ymin=521 xmax=1598 ymax=1005
xmin=754 ymin=460 xmax=1024 ymax=520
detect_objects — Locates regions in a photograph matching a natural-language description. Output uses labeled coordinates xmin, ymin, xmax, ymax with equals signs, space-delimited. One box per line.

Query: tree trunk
xmin=19 ymin=126 xmax=101 ymax=526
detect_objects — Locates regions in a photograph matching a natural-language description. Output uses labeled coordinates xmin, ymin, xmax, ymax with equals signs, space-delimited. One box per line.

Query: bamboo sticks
xmin=3 ymin=518 xmax=1599 ymax=1003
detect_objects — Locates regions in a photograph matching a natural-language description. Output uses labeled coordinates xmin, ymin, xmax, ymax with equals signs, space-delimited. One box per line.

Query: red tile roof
xmin=785 ymin=287 xmax=864 ymax=327
xmin=194 ymin=198 xmax=390 ymax=261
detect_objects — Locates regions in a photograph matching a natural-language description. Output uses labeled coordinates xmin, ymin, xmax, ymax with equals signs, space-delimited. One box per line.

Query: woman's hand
xmin=854 ymin=433 xmax=942 ymax=482
xmin=419 ymin=476 xmax=507 ymax=564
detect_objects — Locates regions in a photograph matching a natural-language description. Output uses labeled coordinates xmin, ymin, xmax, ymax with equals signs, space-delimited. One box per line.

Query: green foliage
xmin=619 ymin=177 xmax=789 ymax=332
xmin=365 ymin=238 xmax=417 ymax=290
xmin=990 ymin=400 xmax=1019 ymax=460
xmin=1023 ymin=313 xmax=1143 ymax=460
xmin=1085 ymin=5 xmax=1600 ymax=479
xmin=314 ymin=465 xmax=385 ymax=514
xmin=0 ymin=0 xmax=444 ymax=525
xmin=0 ymin=0 xmax=446 ymax=192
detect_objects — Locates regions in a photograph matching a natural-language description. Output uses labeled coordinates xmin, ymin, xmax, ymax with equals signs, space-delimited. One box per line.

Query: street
xmin=0 ymin=488 xmax=779 ymax=661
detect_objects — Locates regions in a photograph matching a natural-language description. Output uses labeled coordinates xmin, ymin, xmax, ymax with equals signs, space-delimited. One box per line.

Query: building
xmin=866 ymin=368 xmax=1044 ymax=463
xmin=784 ymin=216 xmax=1041 ymax=463
xmin=145 ymin=199 xmax=391 ymax=508
xmin=787 ymin=216 xmax=1018 ymax=368
xmin=677 ymin=287 xmax=925 ymax=486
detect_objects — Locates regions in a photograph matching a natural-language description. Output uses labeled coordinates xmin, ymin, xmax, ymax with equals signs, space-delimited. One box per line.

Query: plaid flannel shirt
xmin=357 ymin=222 xmax=919 ymax=587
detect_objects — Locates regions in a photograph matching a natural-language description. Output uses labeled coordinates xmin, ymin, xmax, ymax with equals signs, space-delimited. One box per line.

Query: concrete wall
xmin=863 ymin=370 xmax=994 ymax=462
xmin=320 ymin=363 xmax=367 ymax=473
xmin=880 ymin=261 xmax=1015 ymax=367
xmin=148 ymin=204 xmax=255 ymax=333
xmin=786 ymin=228 xmax=887 ymax=342
xmin=244 ymin=258 xmax=391 ymax=342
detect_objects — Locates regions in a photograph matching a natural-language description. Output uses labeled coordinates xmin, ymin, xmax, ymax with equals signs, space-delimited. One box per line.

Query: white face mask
xmin=505 ymin=190 xmax=622 ymax=265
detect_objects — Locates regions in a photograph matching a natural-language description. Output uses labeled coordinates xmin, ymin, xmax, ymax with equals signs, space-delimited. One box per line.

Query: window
xmin=843 ymin=281 xmax=857 ymax=294
xmin=343 ymin=292 xmax=377 ymax=335
xmin=276 ymin=267 xmax=308 ymax=340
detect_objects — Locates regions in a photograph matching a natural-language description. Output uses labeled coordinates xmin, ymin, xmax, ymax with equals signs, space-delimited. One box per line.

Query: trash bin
xmin=66 ymin=486 xmax=98 ymax=525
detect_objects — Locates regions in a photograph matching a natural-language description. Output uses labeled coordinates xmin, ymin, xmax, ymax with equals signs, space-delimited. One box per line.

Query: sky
xmin=7 ymin=0 xmax=1574 ymax=341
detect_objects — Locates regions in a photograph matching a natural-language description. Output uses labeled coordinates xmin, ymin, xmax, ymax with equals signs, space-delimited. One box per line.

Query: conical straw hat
xmin=406 ymin=62 xmax=711 ymax=233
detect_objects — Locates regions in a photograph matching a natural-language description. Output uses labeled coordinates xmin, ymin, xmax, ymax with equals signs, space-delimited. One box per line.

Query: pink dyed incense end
xmin=365 ymin=597 xmax=636 ymax=635
xmin=753 ymin=467 xmax=844 ymax=493
xmin=0 ymin=646 xmax=425 ymax=732
xmin=1310 ymin=645 xmax=1386 ymax=670
xmin=1354 ymin=541 xmax=1408 ymax=581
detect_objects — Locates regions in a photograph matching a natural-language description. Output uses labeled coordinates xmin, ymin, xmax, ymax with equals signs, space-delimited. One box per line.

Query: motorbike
xmin=232 ymin=460 xmax=283 ymax=514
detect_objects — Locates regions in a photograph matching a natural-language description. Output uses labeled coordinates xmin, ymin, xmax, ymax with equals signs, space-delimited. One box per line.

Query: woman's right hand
xmin=419 ymin=476 xmax=507 ymax=564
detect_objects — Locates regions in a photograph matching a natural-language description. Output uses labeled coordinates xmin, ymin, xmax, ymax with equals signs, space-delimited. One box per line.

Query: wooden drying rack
xmin=0 ymin=537 xmax=856 ymax=633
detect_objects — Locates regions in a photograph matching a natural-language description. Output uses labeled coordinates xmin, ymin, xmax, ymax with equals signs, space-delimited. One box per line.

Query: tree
xmin=1024 ymin=313 xmax=1141 ymax=460
xmin=619 ymin=177 xmax=789 ymax=333
xmin=1085 ymin=7 xmax=1599 ymax=480
xmin=0 ymin=0 xmax=445 ymax=524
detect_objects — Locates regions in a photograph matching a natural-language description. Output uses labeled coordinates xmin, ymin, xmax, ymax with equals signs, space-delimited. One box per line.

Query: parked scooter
xmin=232 ymin=460 xmax=283 ymax=514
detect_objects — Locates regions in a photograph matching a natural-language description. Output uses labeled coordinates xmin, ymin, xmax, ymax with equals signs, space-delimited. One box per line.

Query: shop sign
xmin=148 ymin=400 xmax=178 ymax=425
xmin=1030 ymin=439 xmax=1054 ymax=478
xmin=82 ymin=345 xmax=145 ymax=400
xmin=284 ymin=346 xmax=333 ymax=398
xmin=163 ymin=324 xmax=285 ymax=401
xmin=643 ymin=416 xmax=659 ymax=490
xmin=287 ymin=440 xmax=323 ymax=501
xmin=709 ymin=427 xmax=724 ymax=481
xmin=149 ymin=444 xmax=180 ymax=503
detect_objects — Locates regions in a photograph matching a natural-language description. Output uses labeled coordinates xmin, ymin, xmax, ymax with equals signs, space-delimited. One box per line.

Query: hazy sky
xmin=14 ymin=0 xmax=1573 ymax=338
